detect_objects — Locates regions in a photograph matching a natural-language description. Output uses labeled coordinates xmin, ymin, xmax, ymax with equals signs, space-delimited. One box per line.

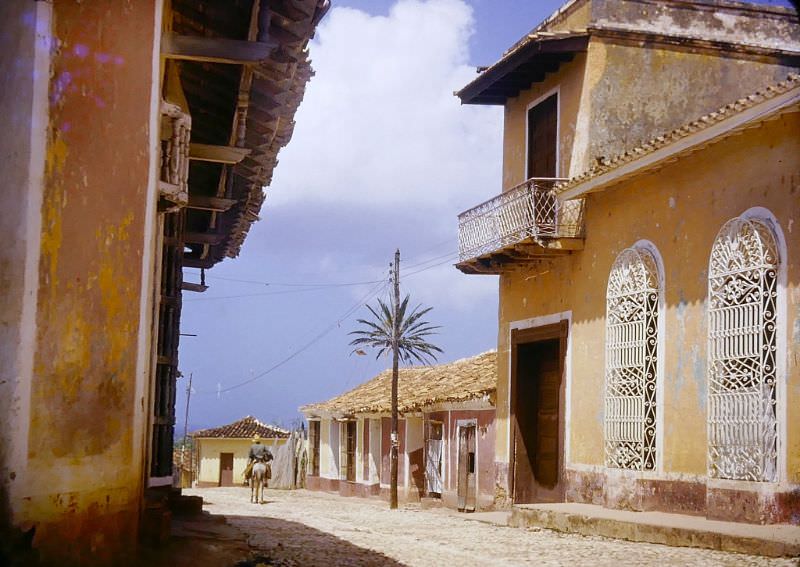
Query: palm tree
xmin=349 ymin=293 xmax=442 ymax=509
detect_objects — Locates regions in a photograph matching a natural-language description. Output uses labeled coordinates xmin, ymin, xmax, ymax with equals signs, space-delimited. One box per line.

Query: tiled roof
xmin=301 ymin=351 xmax=496 ymax=416
xmin=192 ymin=415 xmax=290 ymax=439
xmin=554 ymin=73 xmax=800 ymax=197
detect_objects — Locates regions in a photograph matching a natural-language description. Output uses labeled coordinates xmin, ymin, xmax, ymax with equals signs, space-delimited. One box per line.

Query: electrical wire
xmin=194 ymin=279 xmax=389 ymax=395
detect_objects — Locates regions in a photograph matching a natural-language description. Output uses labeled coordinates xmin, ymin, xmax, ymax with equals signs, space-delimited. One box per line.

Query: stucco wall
xmin=495 ymin=112 xmax=799 ymax=488
xmin=503 ymin=53 xmax=587 ymax=188
xmin=583 ymin=40 xmax=797 ymax=170
xmin=502 ymin=38 xmax=797 ymax=190
xmin=13 ymin=1 xmax=161 ymax=563
xmin=197 ymin=438 xmax=287 ymax=485
xmin=0 ymin=0 xmax=49 ymax=539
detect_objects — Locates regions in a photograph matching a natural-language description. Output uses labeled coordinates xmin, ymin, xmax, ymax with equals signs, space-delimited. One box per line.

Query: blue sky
xmin=178 ymin=0 xmax=564 ymax=432
xmin=178 ymin=0 xmax=796 ymax=433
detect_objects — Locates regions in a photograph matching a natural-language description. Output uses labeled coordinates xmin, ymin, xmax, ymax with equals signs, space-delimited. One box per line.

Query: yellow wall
xmin=0 ymin=1 xmax=163 ymax=563
xmin=503 ymin=40 xmax=797 ymax=191
xmin=494 ymin=112 xmax=800 ymax=483
xmin=197 ymin=438 xmax=288 ymax=485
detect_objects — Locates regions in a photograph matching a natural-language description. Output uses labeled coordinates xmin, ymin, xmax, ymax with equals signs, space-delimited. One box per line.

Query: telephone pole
xmin=181 ymin=372 xmax=193 ymax=485
xmin=390 ymin=249 xmax=400 ymax=510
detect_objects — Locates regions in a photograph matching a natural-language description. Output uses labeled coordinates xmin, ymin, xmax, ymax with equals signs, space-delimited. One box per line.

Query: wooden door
xmin=219 ymin=452 xmax=234 ymax=487
xmin=527 ymin=93 xmax=557 ymax=179
xmin=534 ymin=350 xmax=561 ymax=500
xmin=511 ymin=323 xmax=567 ymax=504
xmin=457 ymin=424 xmax=477 ymax=512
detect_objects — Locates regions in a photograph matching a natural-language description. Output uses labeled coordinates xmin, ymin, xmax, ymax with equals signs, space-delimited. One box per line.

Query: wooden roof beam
xmin=161 ymin=32 xmax=277 ymax=65
xmin=189 ymin=143 xmax=251 ymax=164
xmin=184 ymin=231 xmax=226 ymax=245
xmin=186 ymin=195 xmax=238 ymax=212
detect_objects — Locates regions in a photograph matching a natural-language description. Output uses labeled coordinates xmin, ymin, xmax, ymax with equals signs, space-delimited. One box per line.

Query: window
xmin=308 ymin=421 xmax=320 ymax=476
xmin=708 ymin=216 xmax=779 ymax=482
xmin=605 ymin=246 xmax=660 ymax=471
xmin=526 ymin=93 xmax=558 ymax=179
xmin=340 ymin=421 xmax=356 ymax=482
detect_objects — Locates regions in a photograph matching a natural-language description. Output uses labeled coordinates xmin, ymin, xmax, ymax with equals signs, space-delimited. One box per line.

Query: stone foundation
xmin=563 ymin=467 xmax=799 ymax=525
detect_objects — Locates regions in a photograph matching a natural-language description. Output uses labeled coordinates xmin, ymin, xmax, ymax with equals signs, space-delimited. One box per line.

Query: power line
xmin=202 ymin=275 xmax=384 ymax=287
xmin=194 ymin=279 xmax=389 ymax=395
xmin=183 ymin=286 xmax=339 ymax=303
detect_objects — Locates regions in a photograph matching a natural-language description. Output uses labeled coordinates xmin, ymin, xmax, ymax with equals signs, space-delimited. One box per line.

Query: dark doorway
xmin=527 ymin=93 xmax=558 ymax=179
xmin=457 ymin=423 xmax=477 ymax=512
xmin=219 ymin=452 xmax=234 ymax=487
xmin=511 ymin=322 xmax=567 ymax=503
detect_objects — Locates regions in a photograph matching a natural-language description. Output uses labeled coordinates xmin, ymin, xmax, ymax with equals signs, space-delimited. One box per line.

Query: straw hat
xmin=252 ymin=434 xmax=261 ymax=443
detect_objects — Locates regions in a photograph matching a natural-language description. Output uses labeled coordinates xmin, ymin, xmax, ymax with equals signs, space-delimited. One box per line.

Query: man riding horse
xmin=244 ymin=435 xmax=273 ymax=483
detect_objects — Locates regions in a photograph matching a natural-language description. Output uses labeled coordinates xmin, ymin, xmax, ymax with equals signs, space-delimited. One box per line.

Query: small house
xmin=193 ymin=416 xmax=289 ymax=487
xmin=301 ymin=352 xmax=497 ymax=511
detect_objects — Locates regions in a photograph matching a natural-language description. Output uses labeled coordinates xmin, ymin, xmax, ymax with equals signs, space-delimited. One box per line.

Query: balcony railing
xmin=457 ymin=178 xmax=585 ymax=263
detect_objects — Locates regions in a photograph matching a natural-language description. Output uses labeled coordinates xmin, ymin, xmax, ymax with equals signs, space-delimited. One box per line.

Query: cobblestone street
xmin=184 ymin=488 xmax=798 ymax=566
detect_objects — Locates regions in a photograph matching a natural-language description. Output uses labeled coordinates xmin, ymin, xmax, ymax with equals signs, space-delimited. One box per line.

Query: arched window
xmin=708 ymin=216 xmax=779 ymax=482
xmin=605 ymin=246 xmax=660 ymax=471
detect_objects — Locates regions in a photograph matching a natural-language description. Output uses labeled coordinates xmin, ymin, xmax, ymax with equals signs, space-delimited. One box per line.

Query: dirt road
xmin=185 ymin=487 xmax=796 ymax=566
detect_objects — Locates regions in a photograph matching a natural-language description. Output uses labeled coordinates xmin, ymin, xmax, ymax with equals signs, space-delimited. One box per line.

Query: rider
xmin=244 ymin=435 xmax=273 ymax=482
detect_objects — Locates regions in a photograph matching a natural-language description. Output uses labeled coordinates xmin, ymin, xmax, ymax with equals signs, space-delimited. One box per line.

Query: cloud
xmin=269 ymin=0 xmax=503 ymax=210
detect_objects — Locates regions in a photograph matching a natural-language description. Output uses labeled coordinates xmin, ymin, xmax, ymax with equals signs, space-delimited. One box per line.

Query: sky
xmin=178 ymin=0 xmax=796 ymax=434
xmin=178 ymin=0 xmax=563 ymax=433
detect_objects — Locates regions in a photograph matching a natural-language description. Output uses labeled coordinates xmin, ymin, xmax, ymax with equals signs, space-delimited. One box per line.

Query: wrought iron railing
xmin=457 ymin=178 xmax=585 ymax=262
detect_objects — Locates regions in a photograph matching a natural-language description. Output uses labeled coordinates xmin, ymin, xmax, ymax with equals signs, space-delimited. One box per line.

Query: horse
xmin=250 ymin=461 xmax=268 ymax=504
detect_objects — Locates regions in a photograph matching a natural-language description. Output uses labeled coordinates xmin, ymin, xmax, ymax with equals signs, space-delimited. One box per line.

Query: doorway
xmin=511 ymin=322 xmax=567 ymax=503
xmin=219 ymin=452 xmax=234 ymax=487
xmin=457 ymin=421 xmax=477 ymax=512
xmin=425 ymin=420 xmax=443 ymax=497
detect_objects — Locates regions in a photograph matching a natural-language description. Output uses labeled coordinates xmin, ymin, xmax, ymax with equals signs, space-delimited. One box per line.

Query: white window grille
xmin=605 ymin=247 xmax=660 ymax=471
xmin=708 ymin=217 xmax=779 ymax=482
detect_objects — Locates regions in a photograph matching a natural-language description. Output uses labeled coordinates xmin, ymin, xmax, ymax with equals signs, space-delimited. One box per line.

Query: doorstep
xmin=510 ymin=502 xmax=800 ymax=558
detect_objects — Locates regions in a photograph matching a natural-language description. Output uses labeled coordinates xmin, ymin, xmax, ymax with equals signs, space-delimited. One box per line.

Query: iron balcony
xmin=456 ymin=178 xmax=585 ymax=274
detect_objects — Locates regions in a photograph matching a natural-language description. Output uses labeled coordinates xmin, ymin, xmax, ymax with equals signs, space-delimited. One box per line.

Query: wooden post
xmin=390 ymin=249 xmax=400 ymax=510
xmin=181 ymin=372 xmax=193 ymax=487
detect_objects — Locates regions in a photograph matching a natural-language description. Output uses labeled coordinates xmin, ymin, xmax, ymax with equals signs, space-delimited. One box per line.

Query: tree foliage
xmin=349 ymin=294 xmax=443 ymax=365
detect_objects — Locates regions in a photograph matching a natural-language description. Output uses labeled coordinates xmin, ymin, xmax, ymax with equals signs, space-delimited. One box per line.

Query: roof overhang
xmin=456 ymin=33 xmax=589 ymax=105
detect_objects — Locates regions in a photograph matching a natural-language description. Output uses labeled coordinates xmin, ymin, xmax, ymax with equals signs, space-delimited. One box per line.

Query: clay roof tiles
xmin=554 ymin=73 xmax=800 ymax=197
xmin=192 ymin=415 xmax=290 ymax=439
xmin=301 ymin=351 xmax=496 ymax=417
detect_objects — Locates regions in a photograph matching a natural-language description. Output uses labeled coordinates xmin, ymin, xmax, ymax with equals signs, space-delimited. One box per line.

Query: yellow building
xmin=0 ymin=0 xmax=327 ymax=563
xmin=193 ymin=416 xmax=289 ymax=487
xmin=454 ymin=0 xmax=799 ymax=524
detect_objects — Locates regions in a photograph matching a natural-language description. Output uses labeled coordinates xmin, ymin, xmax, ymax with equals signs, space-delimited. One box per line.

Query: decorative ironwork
xmin=605 ymin=247 xmax=660 ymax=471
xmin=708 ymin=217 xmax=779 ymax=482
xmin=457 ymin=178 xmax=584 ymax=262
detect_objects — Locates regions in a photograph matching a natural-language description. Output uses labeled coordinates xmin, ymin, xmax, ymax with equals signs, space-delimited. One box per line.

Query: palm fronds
xmin=349 ymin=295 xmax=442 ymax=365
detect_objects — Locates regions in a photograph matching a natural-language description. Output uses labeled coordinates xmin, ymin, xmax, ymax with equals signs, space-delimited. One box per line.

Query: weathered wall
xmin=591 ymin=0 xmax=800 ymax=52
xmin=495 ymin=111 xmax=799 ymax=516
xmin=14 ymin=1 xmax=161 ymax=563
xmin=404 ymin=417 xmax=425 ymax=501
xmin=503 ymin=53 xmax=587 ymax=188
xmin=583 ymin=39 xmax=797 ymax=170
xmin=503 ymin=44 xmax=797 ymax=191
xmin=197 ymin=438 xmax=287 ymax=485
xmin=426 ymin=408 xmax=495 ymax=510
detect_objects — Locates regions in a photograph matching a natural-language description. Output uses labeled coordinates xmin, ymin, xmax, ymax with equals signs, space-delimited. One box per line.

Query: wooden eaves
xmin=456 ymin=32 xmax=589 ymax=105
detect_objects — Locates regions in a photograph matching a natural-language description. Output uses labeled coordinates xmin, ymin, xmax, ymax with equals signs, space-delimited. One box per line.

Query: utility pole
xmin=181 ymin=372 xmax=193 ymax=486
xmin=390 ymin=249 xmax=400 ymax=510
